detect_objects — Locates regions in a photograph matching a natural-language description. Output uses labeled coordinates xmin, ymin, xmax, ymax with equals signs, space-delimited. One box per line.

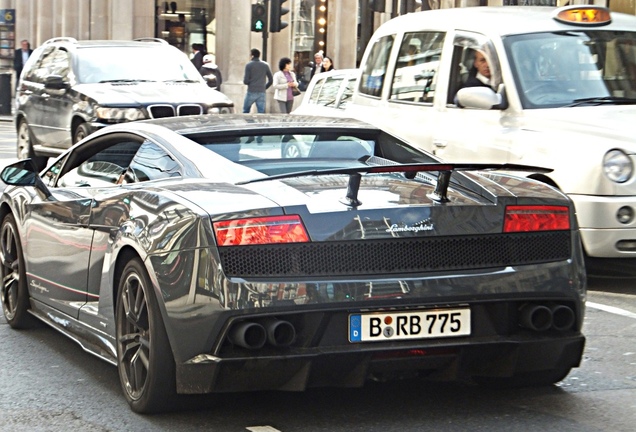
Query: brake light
xmin=213 ymin=215 xmax=309 ymax=246
xmin=503 ymin=205 xmax=570 ymax=233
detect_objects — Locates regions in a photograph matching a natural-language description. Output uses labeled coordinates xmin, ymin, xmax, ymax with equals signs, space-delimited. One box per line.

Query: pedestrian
xmin=310 ymin=51 xmax=323 ymax=79
xmin=321 ymin=56 xmax=335 ymax=73
xmin=14 ymin=40 xmax=33 ymax=88
xmin=272 ymin=57 xmax=299 ymax=114
xmin=243 ymin=48 xmax=273 ymax=114
xmin=199 ymin=54 xmax=223 ymax=91
xmin=191 ymin=43 xmax=205 ymax=70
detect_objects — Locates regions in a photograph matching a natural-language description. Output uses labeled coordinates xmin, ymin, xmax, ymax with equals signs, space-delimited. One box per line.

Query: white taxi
xmin=346 ymin=5 xmax=636 ymax=264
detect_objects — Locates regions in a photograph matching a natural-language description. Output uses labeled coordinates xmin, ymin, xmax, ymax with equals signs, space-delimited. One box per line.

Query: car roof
xmin=40 ymin=37 xmax=172 ymax=50
xmin=311 ymin=68 xmax=359 ymax=80
xmin=133 ymin=114 xmax=379 ymax=135
xmin=374 ymin=6 xmax=636 ymax=38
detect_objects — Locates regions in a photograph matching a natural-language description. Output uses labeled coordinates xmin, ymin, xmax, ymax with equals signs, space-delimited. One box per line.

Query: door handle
xmin=433 ymin=140 xmax=447 ymax=148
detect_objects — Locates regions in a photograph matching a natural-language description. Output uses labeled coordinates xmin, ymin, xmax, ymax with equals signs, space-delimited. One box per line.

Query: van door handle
xmin=433 ymin=140 xmax=447 ymax=148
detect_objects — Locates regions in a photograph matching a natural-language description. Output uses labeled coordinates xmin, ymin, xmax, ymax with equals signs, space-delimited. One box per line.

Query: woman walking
xmin=272 ymin=57 xmax=299 ymax=114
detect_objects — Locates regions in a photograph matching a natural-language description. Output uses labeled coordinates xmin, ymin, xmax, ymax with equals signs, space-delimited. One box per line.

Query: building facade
xmin=0 ymin=0 xmax=619 ymax=111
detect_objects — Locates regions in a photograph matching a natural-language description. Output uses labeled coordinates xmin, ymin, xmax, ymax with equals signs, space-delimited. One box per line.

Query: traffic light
xmin=270 ymin=0 xmax=289 ymax=33
xmin=251 ymin=3 xmax=266 ymax=33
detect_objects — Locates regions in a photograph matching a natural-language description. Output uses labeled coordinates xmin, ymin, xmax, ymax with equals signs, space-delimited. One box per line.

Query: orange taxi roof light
xmin=553 ymin=6 xmax=612 ymax=26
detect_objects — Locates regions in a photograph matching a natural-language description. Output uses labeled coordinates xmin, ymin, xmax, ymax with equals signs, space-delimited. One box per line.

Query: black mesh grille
xmin=178 ymin=105 xmax=203 ymax=116
xmin=218 ymin=231 xmax=571 ymax=278
xmin=149 ymin=105 xmax=175 ymax=118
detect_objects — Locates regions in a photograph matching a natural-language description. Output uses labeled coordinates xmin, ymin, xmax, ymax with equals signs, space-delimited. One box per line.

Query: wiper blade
xmin=98 ymin=79 xmax=156 ymax=83
xmin=163 ymin=79 xmax=200 ymax=83
xmin=237 ymin=162 xmax=552 ymax=206
xmin=565 ymin=96 xmax=636 ymax=107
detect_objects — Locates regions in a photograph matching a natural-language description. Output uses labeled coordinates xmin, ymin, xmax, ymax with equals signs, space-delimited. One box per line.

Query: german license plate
xmin=349 ymin=308 xmax=470 ymax=342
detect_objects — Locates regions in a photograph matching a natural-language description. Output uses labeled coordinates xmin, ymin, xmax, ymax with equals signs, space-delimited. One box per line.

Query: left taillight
xmin=503 ymin=205 xmax=570 ymax=233
xmin=213 ymin=215 xmax=310 ymax=246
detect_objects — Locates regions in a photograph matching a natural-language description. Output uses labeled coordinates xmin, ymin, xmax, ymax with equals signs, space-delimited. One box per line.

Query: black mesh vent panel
xmin=218 ymin=231 xmax=571 ymax=278
xmin=178 ymin=105 xmax=203 ymax=116
xmin=149 ymin=105 xmax=175 ymax=118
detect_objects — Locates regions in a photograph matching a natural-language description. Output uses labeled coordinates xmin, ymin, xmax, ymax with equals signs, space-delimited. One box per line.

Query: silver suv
xmin=15 ymin=37 xmax=234 ymax=162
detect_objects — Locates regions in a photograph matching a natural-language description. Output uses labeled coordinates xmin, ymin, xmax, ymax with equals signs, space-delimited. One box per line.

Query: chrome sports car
xmin=0 ymin=115 xmax=586 ymax=413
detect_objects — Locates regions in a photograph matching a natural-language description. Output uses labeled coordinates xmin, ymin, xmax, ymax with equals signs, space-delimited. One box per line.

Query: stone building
xmin=0 ymin=0 xmax=620 ymax=111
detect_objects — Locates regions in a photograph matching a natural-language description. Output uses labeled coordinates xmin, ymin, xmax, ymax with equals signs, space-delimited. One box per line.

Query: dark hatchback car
xmin=14 ymin=37 xmax=234 ymax=162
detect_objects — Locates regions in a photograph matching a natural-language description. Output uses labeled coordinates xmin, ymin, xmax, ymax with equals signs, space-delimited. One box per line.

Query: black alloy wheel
xmin=0 ymin=214 xmax=36 ymax=328
xmin=116 ymin=258 xmax=176 ymax=413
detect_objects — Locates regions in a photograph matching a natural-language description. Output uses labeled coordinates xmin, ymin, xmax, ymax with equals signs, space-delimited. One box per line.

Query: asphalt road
xmin=0 ymin=119 xmax=634 ymax=431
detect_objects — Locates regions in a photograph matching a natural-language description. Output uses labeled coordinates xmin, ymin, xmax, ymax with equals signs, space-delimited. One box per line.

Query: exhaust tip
xmin=519 ymin=304 xmax=552 ymax=331
xmin=551 ymin=304 xmax=575 ymax=331
xmin=228 ymin=321 xmax=267 ymax=349
xmin=265 ymin=319 xmax=296 ymax=347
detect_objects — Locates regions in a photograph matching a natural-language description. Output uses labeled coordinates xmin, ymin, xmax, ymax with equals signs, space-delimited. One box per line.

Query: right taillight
xmin=503 ymin=205 xmax=570 ymax=233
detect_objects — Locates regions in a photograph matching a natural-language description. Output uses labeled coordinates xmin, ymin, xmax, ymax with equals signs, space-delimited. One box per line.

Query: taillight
xmin=213 ymin=215 xmax=309 ymax=246
xmin=503 ymin=205 xmax=570 ymax=232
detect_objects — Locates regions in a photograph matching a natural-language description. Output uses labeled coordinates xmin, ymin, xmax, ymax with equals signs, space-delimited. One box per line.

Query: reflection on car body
xmin=0 ymin=114 xmax=585 ymax=414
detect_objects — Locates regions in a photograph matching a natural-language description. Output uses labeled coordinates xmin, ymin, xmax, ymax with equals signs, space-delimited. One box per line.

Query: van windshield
xmin=74 ymin=46 xmax=203 ymax=84
xmin=505 ymin=30 xmax=636 ymax=108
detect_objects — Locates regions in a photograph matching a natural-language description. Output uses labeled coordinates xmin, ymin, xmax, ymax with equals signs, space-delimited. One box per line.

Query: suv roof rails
xmin=44 ymin=37 xmax=78 ymax=45
xmin=133 ymin=37 xmax=169 ymax=44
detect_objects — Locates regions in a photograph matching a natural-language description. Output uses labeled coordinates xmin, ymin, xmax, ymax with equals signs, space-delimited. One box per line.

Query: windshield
xmin=74 ymin=46 xmax=203 ymax=84
xmin=505 ymin=31 xmax=636 ymax=108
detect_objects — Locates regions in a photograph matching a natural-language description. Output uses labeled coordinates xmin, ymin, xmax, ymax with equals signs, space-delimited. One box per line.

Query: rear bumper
xmin=175 ymin=334 xmax=585 ymax=394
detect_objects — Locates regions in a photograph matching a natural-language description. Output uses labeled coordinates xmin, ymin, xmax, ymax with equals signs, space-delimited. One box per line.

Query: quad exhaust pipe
xmin=228 ymin=319 xmax=296 ymax=349
xmin=519 ymin=303 xmax=575 ymax=332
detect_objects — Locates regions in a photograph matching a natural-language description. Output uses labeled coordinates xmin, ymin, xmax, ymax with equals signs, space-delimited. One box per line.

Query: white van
xmin=346 ymin=5 xmax=636 ymax=265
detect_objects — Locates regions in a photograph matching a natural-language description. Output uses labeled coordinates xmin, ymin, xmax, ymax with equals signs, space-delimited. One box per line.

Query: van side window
xmin=446 ymin=33 xmax=501 ymax=106
xmin=359 ymin=35 xmax=394 ymax=97
xmin=390 ymin=32 xmax=445 ymax=104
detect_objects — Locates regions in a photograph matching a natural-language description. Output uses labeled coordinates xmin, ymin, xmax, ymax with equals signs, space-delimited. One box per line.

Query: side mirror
xmin=44 ymin=75 xmax=69 ymax=91
xmin=456 ymin=84 xmax=508 ymax=110
xmin=1 ymin=159 xmax=52 ymax=198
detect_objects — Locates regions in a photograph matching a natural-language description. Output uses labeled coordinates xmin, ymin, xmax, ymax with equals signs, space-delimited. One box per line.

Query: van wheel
xmin=17 ymin=119 xmax=35 ymax=159
xmin=73 ymin=123 xmax=92 ymax=144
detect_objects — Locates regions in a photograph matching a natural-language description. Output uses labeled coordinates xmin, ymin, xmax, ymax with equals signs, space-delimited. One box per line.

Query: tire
xmin=116 ymin=258 xmax=176 ymax=413
xmin=16 ymin=119 xmax=35 ymax=160
xmin=0 ymin=213 xmax=37 ymax=329
xmin=73 ymin=122 xmax=91 ymax=144
xmin=282 ymin=140 xmax=301 ymax=158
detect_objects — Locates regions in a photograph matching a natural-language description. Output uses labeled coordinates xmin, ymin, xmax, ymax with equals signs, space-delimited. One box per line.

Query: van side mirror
xmin=456 ymin=84 xmax=508 ymax=110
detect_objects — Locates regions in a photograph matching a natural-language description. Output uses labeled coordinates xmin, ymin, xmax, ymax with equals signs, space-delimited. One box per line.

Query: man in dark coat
xmin=242 ymin=48 xmax=273 ymax=113
xmin=191 ymin=43 xmax=205 ymax=70
xmin=14 ymin=40 xmax=33 ymax=87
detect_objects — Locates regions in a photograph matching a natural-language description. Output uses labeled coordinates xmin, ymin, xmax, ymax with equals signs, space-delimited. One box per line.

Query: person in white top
xmin=272 ymin=57 xmax=299 ymax=114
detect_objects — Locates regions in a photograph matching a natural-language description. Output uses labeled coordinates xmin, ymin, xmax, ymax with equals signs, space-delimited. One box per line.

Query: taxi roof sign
xmin=553 ymin=5 xmax=612 ymax=26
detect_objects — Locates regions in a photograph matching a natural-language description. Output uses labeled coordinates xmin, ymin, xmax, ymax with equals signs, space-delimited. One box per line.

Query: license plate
xmin=349 ymin=308 xmax=470 ymax=343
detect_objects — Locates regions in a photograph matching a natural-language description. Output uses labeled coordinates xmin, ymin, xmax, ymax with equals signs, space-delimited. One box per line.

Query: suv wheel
xmin=73 ymin=123 xmax=91 ymax=144
xmin=17 ymin=119 xmax=34 ymax=160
